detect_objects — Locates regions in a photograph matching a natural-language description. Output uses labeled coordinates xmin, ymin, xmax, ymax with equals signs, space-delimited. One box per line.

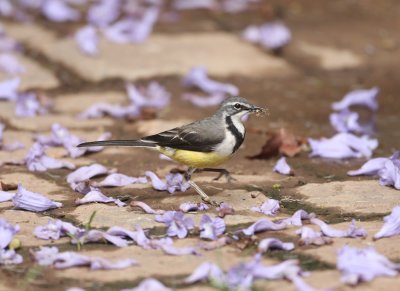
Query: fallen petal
xmin=310 ymin=218 xmax=367 ymax=238
xmin=273 ymin=157 xmax=293 ymax=175
xmin=257 ymin=238 xmax=294 ymax=253
xmin=75 ymin=189 xmax=126 ymax=207
xmin=130 ymin=201 xmax=165 ymax=215
xmin=332 ymin=87 xmax=379 ymax=111
xmin=251 ymin=198 xmax=280 ymax=216
xmin=374 ymin=206 xmax=400 ymax=240
xmin=13 ymin=184 xmax=62 ymax=212
xmin=241 ymin=218 xmax=287 ymax=236
xmin=92 ymin=173 xmax=147 ymax=187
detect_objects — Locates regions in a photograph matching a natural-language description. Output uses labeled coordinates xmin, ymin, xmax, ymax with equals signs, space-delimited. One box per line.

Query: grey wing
xmin=140 ymin=118 xmax=225 ymax=152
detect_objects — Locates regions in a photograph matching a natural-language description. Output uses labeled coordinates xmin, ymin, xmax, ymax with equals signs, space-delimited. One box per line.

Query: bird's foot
xmin=212 ymin=169 xmax=237 ymax=184
xmin=201 ymin=196 xmax=220 ymax=207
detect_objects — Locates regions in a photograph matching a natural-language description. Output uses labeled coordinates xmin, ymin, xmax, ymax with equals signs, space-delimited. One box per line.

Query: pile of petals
xmin=308 ymin=132 xmax=378 ymax=159
xmin=79 ymin=82 xmax=170 ymax=119
xmin=31 ymin=246 xmax=137 ymax=270
xmin=330 ymin=87 xmax=379 ymax=135
xmin=25 ymin=142 xmax=75 ymax=172
xmin=242 ymin=22 xmax=291 ymax=51
xmin=185 ymin=254 xmax=317 ymax=291
xmin=373 ymin=206 xmax=400 ymax=240
xmin=273 ymin=157 xmax=293 ymax=175
xmin=0 ymin=123 xmax=24 ymax=151
xmin=0 ymin=219 xmax=22 ymax=265
xmin=12 ymin=184 xmax=62 ymax=212
xmin=35 ymin=123 xmax=111 ymax=158
xmin=348 ymin=151 xmax=400 ymax=190
xmin=337 ymin=245 xmax=400 ymax=285
xmin=251 ymin=198 xmax=280 ymax=216
xmin=145 ymin=171 xmax=190 ymax=194
xmin=155 ymin=211 xmax=195 ymax=239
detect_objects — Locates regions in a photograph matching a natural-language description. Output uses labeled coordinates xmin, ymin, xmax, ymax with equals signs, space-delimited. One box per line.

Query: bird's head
xmin=218 ymin=96 xmax=267 ymax=120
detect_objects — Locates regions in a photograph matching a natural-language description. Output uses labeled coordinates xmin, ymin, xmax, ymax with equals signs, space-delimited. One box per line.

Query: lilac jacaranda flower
xmin=155 ymin=211 xmax=194 ymax=239
xmin=179 ymin=202 xmax=209 ymax=213
xmin=15 ymin=92 xmax=49 ymax=117
xmin=87 ymin=0 xmax=120 ymax=27
xmin=66 ymin=163 xmax=113 ymax=190
xmin=182 ymin=92 xmax=226 ymax=107
xmin=160 ymin=244 xmax=200 ymax=256
xmin=12 ymin=184 xmax=63 ymax=212
xmin=130 ymin=201 xmax=165 ymax=215
xmin=172 ymin=0 xmax=217 ymax=10
xmin=91 ymin=173 xmax=147 ymax=187
xmin=34 ymin=219 xmax=82 ymax=240
xmin=308 ymin=133 xmax=378 ymax=159
xmin=310 ymin=218 xmax=367 ymax=238
xmin=0 ymin=77 xmax=20 ymax=101
xmin=273 ymin=157 xmax=293 ymax=175
xmin=0 ymin=123 xmax=24 ymax=152
xmin=337 ymin=245 xmax=400 ymax=285
xmin=75 ymin=188 xmax=126 ymax=207
xmin=25 ymin=142 xmax=75 ymax=172
xmin=296 ymin=226 xmax=332 ymax=246
xmin=127 ymin=82 xmax=171 ymax=110
xmin=41 ymin=0 xmax=80 ymax=22
xmin=332 ymin=87 xmax=379 ymax=111
xmin=257 ymin=238 xmax=295 ymax=253
xmin=217 ymin=202 xmax=235 ymax=218
xmin=0 ymin=249 xmax=23 ymax=265
xmin=0 ymin=53 xmax=25 ymax=75
xmin=0 ymin=0 xmax=14 ymax=17
xmin=251 ymin=198 xmax=280 ymax=216
xmin=378 ymin=152 xmax=400 ymax=190
xmin=107 ymin=225 xmax=154 ymax=249
xmin=145 ymin=171 xmax=190 ymax=194
xmin=200 ymin=215 xmax=225 ymax=240
xmin=0 ymin=190 xmax=14 ymax=202
xmin=79 ymin=102 xmax=141 ymax=119
xmin=71 ymin=229 xmax=129 ymax=247
xmin=348 ymin=157 xmax=389 ymax=176
xmin=75 ymin=26 xmax=99 ymax=56
xmin=242 ymin=22 xmax=291 ymax=50
xmin=184 ymin=261 xmax=224 ymax=284
xmin=122 ymin=278 xmax=171 ymax=291
xmin=374 ymin=206 xmax=400 ymax=240
xmin=222 ymin=0 xmax=255 ymax=13
xmin=0 ymin=219 xmax=19 ymax=249
xmin=32 ymin=246 xmax=137 ymax=270
xmin=182 ymin=66 xmax=239 ymax=96
xmin=330 ymin=109 xmax=374 ymax=135
xmin=241 ymin=218 xmax=287 ymax=236
xmin=281 ymin=209 xmax=315 ymax=226
xmin=104 ymin=7 xmax=159 ymax=44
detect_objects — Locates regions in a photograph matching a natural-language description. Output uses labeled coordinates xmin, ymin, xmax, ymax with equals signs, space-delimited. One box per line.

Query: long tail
xmin=77 ymin=139 xmax=157 ymax=148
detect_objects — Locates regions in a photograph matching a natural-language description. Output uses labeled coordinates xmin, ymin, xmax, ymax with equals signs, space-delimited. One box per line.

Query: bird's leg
xmin=185 ymin=167 xmax=219 ymax=206
xmin=198 ymin=168 xmax=237 ymax=183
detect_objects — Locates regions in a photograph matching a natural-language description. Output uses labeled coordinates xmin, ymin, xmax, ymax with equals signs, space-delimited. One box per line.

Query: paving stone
xmin=0 ymin=54 xmax=59 ymax=90
xmin=5 ymin=24 xmax=295 ymax=81
xmin=298 ymin=41 xmax=362 ymax=70
xmin=297 ymin=180 xmax=400 ymax=214
xmin=1 ymin=210 xmax=69 ymax=247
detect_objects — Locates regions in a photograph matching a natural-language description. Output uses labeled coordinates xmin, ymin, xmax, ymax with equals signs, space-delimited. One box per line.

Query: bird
xmin=77 ymin=96 xmax=266 ymax=205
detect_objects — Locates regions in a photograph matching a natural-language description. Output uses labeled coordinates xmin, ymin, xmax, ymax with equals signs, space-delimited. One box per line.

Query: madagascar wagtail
xmin=78 ymin=96 xmax=266 ymax=205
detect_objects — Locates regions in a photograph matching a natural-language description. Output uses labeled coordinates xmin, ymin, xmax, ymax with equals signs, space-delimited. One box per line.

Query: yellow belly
xmin=160 ymin=148 xmax=231 ymax=168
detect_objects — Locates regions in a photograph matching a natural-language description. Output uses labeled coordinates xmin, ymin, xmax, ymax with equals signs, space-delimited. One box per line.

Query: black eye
xmin=234 ymin=103 xmax=241 ymax=109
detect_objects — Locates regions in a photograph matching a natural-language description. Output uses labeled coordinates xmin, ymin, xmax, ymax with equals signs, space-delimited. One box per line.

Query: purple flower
xmin=0 ymin=219 xmax=19 ymax=249
xmin=160 ymin=244 xmax=200 ymax=256
xmin=41 ymin=0 xmax=80 ymax=22
xmin=34 ymin=219 xmax=82 ymax=240
xmin=242 ymin=22 xmax=291 ymax=50
xmin=25 ymin=142 xmax=75 ymax=172
xmin=71 ymin=229 xmax=129 ymax=247
xmin=184 ymin=262 xmax=224 ymax=284
xmin=337 ymin=245 xmax=400 ymax=285
xmin=173 ymin=0 xmax=217 ymax=10
xmin=374 ymin=206 xmax=400 ymax=240
xmin=126 ymin=82 xmax=171 ymax=110
xmin=281 ymin=209 xmax=315 ymax=226
xmin=130 ymin=201 xmax=165 ymax=215
xmin=348 ymin=157 xmax=389 ymax=176
xmin=66 ymin=163 xmax=112 ymax=190
xmin=0 ymin=190 xmax=14 ymax=202
xmin=75 ymin=26 xmax=99 ymax=56
xmin=200 ymin=215 xmax=225 ymax=240
xmin=121 ymin=278 xmax=171 ymax=291
xmin=222 ymin=0 xmax=253 ymax=13
xmin=179 ymin=202 xmax=209 ymax=213
xmin=251 ymin=199 xmax=280 ymax=216
xmin=12 ymin=184 xmax=63 ymax=212
xmin=145 ymin=171 xmax=190 ymax=194
xmin=15 ymin=92 xmax=49 ymax=117
xmin=92 ymin=173 xmax=147 ymax=187
xmin=241 ymin=218 xmax=287 ymax=236
xmin=107 ymin=225 xmax=152 ymax=248
xmin=310 ymin=218 xmax=367 ymax=238
xmin=332 ymin=87 xmax=379 ymax=111
xmin=308 ymin=133 xmax=378 ymax=159
xmin=296 ymin=227 xmax=332 ymax=246
xmin=0 ymin=249 xmax=23 ymax=265
xmin=75 ymin=188 xmax=126 ymax=207
xmin=87 ymin=0 xmax=120 ymax=27
xmin=0 ymin=53 xmax=25 ymax=75
xmin=379 ymin=153 xmax=400 ymax=190
xmin=0 ymin=77 xmax=20 ymax=101
xmin=79 ymin=103 xmax=140 ymax=119
xmin=257 ymin=238 xmax=294 ymax=253
xmin=182 ymin=92 xmax=226 ymax=107
xmin=182 ymin=66 xmax=239 ymax=96
xmin=273 ymin=157 xmax=293 ymax=175
xmin=330 ymin=109 xmax=374 ymax=135
xmin=155 ymin=211 xmax=194 ymax=239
